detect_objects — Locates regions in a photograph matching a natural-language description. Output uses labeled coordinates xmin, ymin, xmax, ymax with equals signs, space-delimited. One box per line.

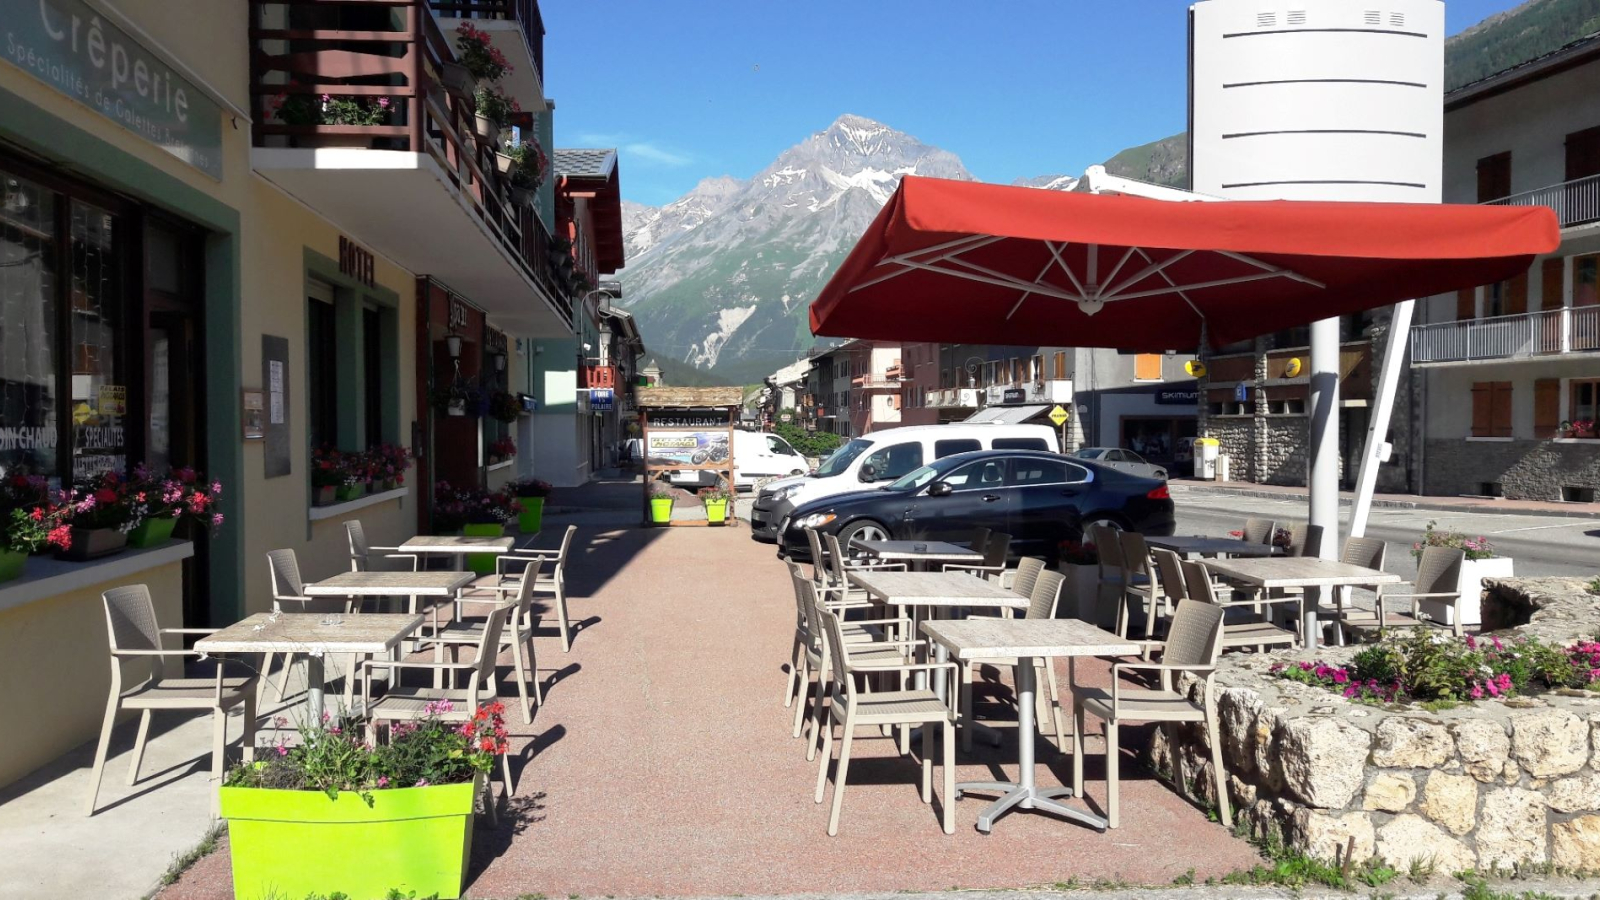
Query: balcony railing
xmin=852 ymin=375 xmax=903 ymax=390
xmin=428 ymin=0 xmax=544 ymax=87
xmin=1482 ymin=172 xmax=1600 ymax=229
xmin=249 ymin=0 xmax=569 ymax=324
xmin=1411 ymin=306 xmax=1600 ymax=363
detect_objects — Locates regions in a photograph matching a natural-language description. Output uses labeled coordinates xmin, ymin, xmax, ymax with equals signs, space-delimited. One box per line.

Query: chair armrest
xmin=161 ymin=627 xmax=220 ymax=635
xmin=114 ymin=649 xmax=199 ymax=657
xmin=1111 ymin=662 xmax=1214 ymax=703
xmin=843 ymin=561 xmax=905 ymax=571
xmin=845 ymin=661 xmax=957 ymax=677
xmin=1388 ymin=591 xmax=1460 ymax=599
xmin=361 ymin=659 xmax=476 ymax=673
xmin=942 ymin=563 xmax=1003 ymax=573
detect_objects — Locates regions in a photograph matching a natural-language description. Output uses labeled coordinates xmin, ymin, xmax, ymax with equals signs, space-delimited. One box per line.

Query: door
xmin=912 ymin=457 xmax=1011 ymax=542
xmin=1009 ymin=456 xmax=1093 ymax=557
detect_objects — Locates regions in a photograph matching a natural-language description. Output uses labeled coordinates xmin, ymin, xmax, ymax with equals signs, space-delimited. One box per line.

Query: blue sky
xmin=543 ymin=1 xmax=1524 ymax=206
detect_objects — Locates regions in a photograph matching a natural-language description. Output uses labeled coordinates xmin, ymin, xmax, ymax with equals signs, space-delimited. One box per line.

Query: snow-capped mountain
xmin=616 ymin=114 xmax=973 ymax=383
xmin=1013 ymin=174 xmax=1081 ymax=191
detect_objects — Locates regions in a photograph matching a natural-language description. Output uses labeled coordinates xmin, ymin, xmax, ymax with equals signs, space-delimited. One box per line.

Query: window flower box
xmin=126 ymin=516 xmax=177 ymax=549
xmin=58 ymin=527 xmax=128 ymax=561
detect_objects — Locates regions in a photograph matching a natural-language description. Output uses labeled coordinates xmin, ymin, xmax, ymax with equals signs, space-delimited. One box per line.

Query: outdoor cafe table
xmin=195 ymin=612 xmax=423 ymax=721
xmin=304 ymin=570 xmax=475 ymax=656
xmin=397 ymin=535 xmax=516 ymax=571
xmin=1144 ymin=535 xmax=1277 ymax=559
xmin=1201 ymin=557 xmax=1402 ymax=650
xmin=921 ymin=617 xmax=1138 ymax=833
xmin=849 ymin=539 xmax=983 ymax=571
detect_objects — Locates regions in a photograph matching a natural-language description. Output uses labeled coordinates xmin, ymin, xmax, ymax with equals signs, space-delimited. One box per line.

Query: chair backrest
xmin=266 ymin=548 xmax=306 ymax=606
xmin=549 ymin=525 xmax=578 ymax=573
xmin=1243 ymin=518 xmax=1276 ymax=545
xmin=983 ymin=531 xmax=1012 ymax=568
xmin=819 ymin=607 xmax=856 ymax=701
xmin=344 ymin=520 xmax=369 ymax=571
xmin=103 ymin=584 xmax=163 ymax=688
xmin=1416 ymin=546 xmax=1465 ymax=595
xmin=468 ymin=604 xmax=512 ymax=697
xmin=1161 ymin=599 xmax=1226 ymax=672
xmin=1026 ymin=569 xmax=1066 ymax=620
xmin=1180 ymin=559 xmax=1221 ymax=605
xmin=1287 ymin=523 xmax=1324 ymax=559
xmin=510 ymin=558 xmax=543 ymax=628
xmin=1118 ymin=531 xmax=1152 ymax=581
xmin=1087 ymin=524 xmax=1123 ymax=573
xmin=1011 ymin=556 xmax=1045 ymax=600
xmin=823 ymin=533 xmax=850 ymax=585
xmin=1340 ymin=536 xmax=1386 ymax=571
xmin=804 ymin=528 xmax=830 ymax=583
xmin=1151 ymin=548 xmax=1188 ymax=604
xmin=969 ymin=526 xmax=991 ymax=555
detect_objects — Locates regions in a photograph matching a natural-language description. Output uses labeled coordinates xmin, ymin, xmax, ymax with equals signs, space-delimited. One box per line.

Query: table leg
xmin=305 ymin=654 xmax=325 ymax=724
xmin=1303 ymin=586 xmax=1323 ymax=651
xmin=958 ymin=656 xmax=1108 ymax=833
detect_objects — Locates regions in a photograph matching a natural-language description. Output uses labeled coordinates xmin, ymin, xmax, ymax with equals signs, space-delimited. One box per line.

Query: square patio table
xmin=847 ymin=570 xmax=1026 ymax=701
xmin=850 ymin=539 xmax=984 ymax=571
xmin=397 ymin=535 xmax=516 ymax=556
xmin=1144 ymin=535 xmax=1277 ymax=558
xmin=196 ymin=612 xmax=423 ymax=721
xmin=305 ymin=570 xmax=475 ymax=655
xmin=1201 ymin=557 xmax=1401 ymax=650
xmin=922 ymin=617 xmax=1138 ymax=833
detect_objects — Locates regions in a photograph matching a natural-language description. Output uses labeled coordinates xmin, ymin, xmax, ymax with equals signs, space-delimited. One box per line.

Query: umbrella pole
xmin=1348 ymin=300 xmax=1416 ymax=539
xmin=1306 ymin=317 xmax=1342 ymax=650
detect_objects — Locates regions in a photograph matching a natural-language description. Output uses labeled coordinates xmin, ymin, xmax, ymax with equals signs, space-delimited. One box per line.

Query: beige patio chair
xmin=791 ymin=569 xmax=914 ymax=753
xmin=958 ymin=569 xmax=1069 ymax=752
xmin=813 ymin=606 xmax=958 ymax=836
xmin=1116 ymin=531 xmax=1163 ymax=639
xmin=821 ymin=532 xmax=903 ymax=607
xmin=262 ymin=548 xmax=349 ymax=704
xmin=343 ymin=520 xmax=418 ymax=614
xmin=1242 ymin=517 xmax=1277 ymax=546
xmin=784 ymin=561 xmax=905 ymax=712
xmin=461 ymin=524 xmax=577 ymax=651
xmin=1285 ymin=523 xmax=1324 ymax=558
xmin=362 ymin=604 xmax=514 ymax=823
xmin=1320 ymin=536 xmax=1387 ymax=644
xmin=1000 ymin=555 xmax=1045 ymax=598
xmin=943 ymin=530 xmax=1011 ymax=581
xmin=88 ymin=585 xmax=258 ymax=816
xmin=1071 ymin=598 xmax=1229 ymax=829
xmin=421 ymin=559 xmax=543 ymax=724
xmin=1348 ymin=546 xmax=1467 ymax=636
xmin=1182 ymin=559 xmax=1298 ymax=652
xmin=967 ymin=526 xmax=992 ymax=556
xmin=1087 ymin=524 xmax=1142 ymax=631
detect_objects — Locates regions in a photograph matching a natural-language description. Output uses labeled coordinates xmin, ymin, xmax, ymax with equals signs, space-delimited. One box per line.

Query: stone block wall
xmin=1425 ymin=438 xmax=1600 ymax=501
xmin=1154 ymin=578 xmax=1600 ymax=872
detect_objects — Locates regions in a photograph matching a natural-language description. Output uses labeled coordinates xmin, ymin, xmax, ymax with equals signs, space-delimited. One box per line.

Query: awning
xmin=809 ymin=176 xmax=1559 ymax=351
xmin=966 ymin=404 xmax=1048 ymax=424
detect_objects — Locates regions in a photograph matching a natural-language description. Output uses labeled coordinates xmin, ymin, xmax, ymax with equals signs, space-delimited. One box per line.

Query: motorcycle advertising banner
xmin=645 ymin=431 xmax=729 ymax=465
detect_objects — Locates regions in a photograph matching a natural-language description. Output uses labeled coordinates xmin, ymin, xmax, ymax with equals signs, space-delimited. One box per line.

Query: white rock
xmin=1545 ymin=771 xmax=1600 ymax=813
xmin=1420 ymin=771 xmax=1478 ymax=835
xmin=1452 ymin=719 xmax=1510 ymax=783
xmin=1292 ymin=809 xmax=1375 ymax=864
xmin=1371 ymin=717 xmax=1453 ymax=769
xmin=1375 ymin=814 xmax=1475 ymax=873
xmin=1362 ymin=772 xmax=1416 ymax=812
xmin=1279 ymin=717 xmax=1371 ymax=809
xmin=1552 ymin=815 xmax=1600 ymax=871
xmin=1476 ymin=787 xmax=1548 ymax=869
xmin=1510 ymin=710 xmax=1589 ymax=778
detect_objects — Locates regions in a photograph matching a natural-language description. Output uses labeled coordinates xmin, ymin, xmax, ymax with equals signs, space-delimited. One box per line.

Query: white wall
xmin=1443 ymin=57 xmax=1600 ymax=204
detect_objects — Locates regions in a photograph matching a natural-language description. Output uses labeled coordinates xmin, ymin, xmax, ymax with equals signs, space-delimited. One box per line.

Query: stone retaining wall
xmin=1152 ymin=578 xmax=1600 ymax=872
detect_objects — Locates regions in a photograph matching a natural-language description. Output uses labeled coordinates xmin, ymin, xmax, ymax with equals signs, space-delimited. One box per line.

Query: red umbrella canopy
xmin=809 ymin=176 xmax=1559 ymax=351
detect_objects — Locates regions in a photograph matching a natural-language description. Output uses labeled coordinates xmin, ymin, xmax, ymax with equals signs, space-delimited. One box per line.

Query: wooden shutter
xmin=1471 ymin=382 xmax=1493 ymax=437
xmin=1534 ymin=379 xmax=1562 ymax=435
xmin=1542 ymin=258 xmax=1565 ymax=311
xmin=1053 ymin=350 xmax=1067 ymax=379
xmin=1134 ymin=354 xmax=1162 ymax=380
xmin=1456 ymin=288 xmax=1476 ymax=321
xmin=1477 ymin=151 xmax=1512 ymax=202
xmin=1491 ymin=382 xmax=1514 ymax=437
xmin=1506 ymin=271 xmax=1528 ymax=316
xmin=1566 ymin=125 xmax=1600 ymax=181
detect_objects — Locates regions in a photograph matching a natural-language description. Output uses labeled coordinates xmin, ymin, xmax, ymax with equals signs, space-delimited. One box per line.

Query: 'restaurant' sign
xmin=2 ymin=0 xmax=225 ymax=178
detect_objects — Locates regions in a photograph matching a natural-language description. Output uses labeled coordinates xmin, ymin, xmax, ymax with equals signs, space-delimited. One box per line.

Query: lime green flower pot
xmin=703 ymin=498 xmax=728 ymax=524
xmin=335 ymin=483 xmax=364 ymax=502
xmin=517 ymin=497 xmax=544 ymax=535
xmin=220 ymin=779 xmax=478 ymax=900
xmin=649 ymin=496 xmax=674 ymax=525
xmin=461 ymin=522 xmax=504 ymax=574
xmin=0 ymin=550 xmax=25 ymax=584
xmin=127 ymin=516 xmax=177 ymax=549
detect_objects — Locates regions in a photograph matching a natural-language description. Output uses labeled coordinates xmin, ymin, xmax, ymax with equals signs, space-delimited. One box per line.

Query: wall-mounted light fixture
xmin=445 ymin=335 xmax=462 ymax=359
xmin=494 ymin=353 xmax=506 ymax=372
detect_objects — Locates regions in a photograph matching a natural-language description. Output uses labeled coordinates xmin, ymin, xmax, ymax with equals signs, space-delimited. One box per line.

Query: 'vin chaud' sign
xmin=2 ymin=0 xmax=224 ymax=178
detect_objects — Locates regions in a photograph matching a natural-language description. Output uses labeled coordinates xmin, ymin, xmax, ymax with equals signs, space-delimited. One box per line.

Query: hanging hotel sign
xmin=2 ymin=0 xmax=225 ymax=179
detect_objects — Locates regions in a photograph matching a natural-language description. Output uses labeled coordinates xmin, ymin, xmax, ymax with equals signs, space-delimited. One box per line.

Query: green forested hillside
xmin=1445 ymin=0 xmax=1600 ymax=90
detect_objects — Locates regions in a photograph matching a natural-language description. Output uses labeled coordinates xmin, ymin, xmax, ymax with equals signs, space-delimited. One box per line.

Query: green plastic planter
xmin=462 ymin=522 xmax=504 ymax=574
xmin=517 ymin=496 xmax=544 ymax=535
xmin=220 ymin=779 xmax=478 ymax=900
xmin=703 ymin=498 xmax=728 ymax=524
xmin=649 ymin=496 xmax=674 ymax=524
xmin=127 ymin=516 xmax=177 ymax=548
xmin=0 ymin=550 xmax=25 ymax=584
xmin=335 ymin=483 xmax=365 ymax=502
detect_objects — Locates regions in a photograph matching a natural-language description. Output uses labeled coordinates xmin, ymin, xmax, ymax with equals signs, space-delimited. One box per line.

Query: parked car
xmin=659 ymin=429 xmax=808 ymax=492
xmin=776 ymin=449 xmax=1175 ymax=563
xmin=1073 ymin=447 xmax=1168 ymax=481
xmin=750 ymin=422 xmax=1060 ymax=544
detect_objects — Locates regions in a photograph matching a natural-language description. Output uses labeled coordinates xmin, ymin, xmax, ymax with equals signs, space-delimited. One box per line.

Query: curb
xmin=1169 ymin=484 xmax=1600 ymax=521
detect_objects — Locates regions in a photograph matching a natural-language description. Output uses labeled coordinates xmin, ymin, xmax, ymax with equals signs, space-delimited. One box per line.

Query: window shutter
xmin=1541 ymin=258 xmax=1565 ymax=311
xmin=1534 ymin=379 xmax=1561 ymax=436
xmin=1456 ymin=288 xmax=1475 ymax=321
xmin=1566 ymin=125 xmax=1600 ymax=181
xmin=1477 ymin=151 xmax=1512 ymax=202
xmin=1471 ymin=382 xmax=1492 ymax=437
xmin=1053 ymin=351 xmax=1067 ymax=380
xmin=1492 ymin=381 xmax=1514 ymax=437
xmin=1135 ymin=354 xmax=1162 ymax=380
xmin=1506 ymin=271 xmax=1528 ymax=316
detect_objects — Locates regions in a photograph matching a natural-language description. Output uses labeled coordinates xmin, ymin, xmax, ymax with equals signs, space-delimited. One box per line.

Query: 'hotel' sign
xmin=339 ymin=236 xmax=375 ymax=287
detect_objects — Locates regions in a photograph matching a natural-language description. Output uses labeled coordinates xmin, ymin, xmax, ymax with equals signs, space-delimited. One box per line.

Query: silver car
xmin=1073 ymin=447 xmax=1168 ymax=481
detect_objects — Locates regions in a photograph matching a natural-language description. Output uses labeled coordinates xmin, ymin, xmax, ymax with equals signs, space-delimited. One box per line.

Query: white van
xmin=748 ymin=422 xmax=1059 ymax=542
xmin=661 ymin=429 xmax=809 ymax=492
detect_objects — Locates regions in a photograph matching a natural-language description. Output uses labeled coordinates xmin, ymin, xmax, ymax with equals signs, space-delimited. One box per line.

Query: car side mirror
xmin=927 ymin=481 xmax=953 ymax=497
xmin=857 ymin=464 xmax=877 ymax=483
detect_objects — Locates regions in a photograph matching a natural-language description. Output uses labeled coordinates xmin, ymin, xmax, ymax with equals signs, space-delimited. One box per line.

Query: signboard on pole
xmin=1047 ymin=405 xmax=1069 ymax=427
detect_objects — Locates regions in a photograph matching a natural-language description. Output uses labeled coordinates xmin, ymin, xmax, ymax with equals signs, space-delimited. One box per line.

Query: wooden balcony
xmin=248 ymin=0 xmax=570 ymax=334
xmin=427 ymin=0 xmax=546 ymax=110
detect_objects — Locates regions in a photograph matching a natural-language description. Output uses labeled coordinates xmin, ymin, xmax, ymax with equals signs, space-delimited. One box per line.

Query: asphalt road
xmin=1172 ymin=489 xmax=1600 ymax=582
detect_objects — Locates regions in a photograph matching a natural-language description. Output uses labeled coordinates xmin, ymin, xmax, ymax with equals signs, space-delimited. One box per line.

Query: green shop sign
xmin=2 ymin=0 xmax=224 ymax=179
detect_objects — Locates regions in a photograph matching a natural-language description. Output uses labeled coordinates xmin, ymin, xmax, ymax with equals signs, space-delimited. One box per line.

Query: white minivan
xmin=663 ymin=429 xmax=809 ymax=492
xmin=748 ymin=422 xmax=1059 ymax=542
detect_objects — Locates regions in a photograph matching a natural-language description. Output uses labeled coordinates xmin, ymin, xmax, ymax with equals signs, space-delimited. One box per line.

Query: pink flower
xmin=1332 ymin=670 xmax=1349 ymax=684
xmin=276 ymin=744 xmax=289 ymax=757
xmin=377 ymin=776 xmax=389 ymax=788
xmin=414 ymin=778 xmax=430 ymax=787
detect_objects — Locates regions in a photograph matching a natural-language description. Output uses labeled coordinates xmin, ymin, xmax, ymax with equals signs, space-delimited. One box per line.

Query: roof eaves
xmin=1445 ymin=31 xmax=1600 ymax=110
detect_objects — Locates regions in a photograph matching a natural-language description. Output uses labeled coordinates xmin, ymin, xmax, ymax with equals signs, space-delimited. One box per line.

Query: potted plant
xmin=1410 ymin=520 xmax=1512 ymax=627
xmin=221 ymin=701 xmax=508 ymax=900
xmin=487 ymin=436 xmax=517 ymax=465
xmin=372 ymin=444 xmax=413 ymax=492
xmin=336 ymin=453 xmax=367 ymax=503
xmin=454 ymin=22 xmax=512 ymax=82
xmin=59 ymin=471 xmax=137 ymax=560
xmin=1574 ymin=418 xmax=1597 ymax=439
xmin=649 ymin=480 xmax=676 ymax=525
xmin=311 ymin=446 xmax=345 ymax=506
xmin=505 ymin=138 xmax=549 ymax=206
xmin=698 ymin=480 xmax=735 ymax=525
xmin=1 ymin=504 xmax=72 ymax=583
xmin=460 ymin=486 xmax=520 ymax=575
xmin=506 ymin=478 xmax=553 ymax=534
xmin=489 ymin=390 xmax=522 ymax=423
xmin=472 ymin=85 xmax=518 ymax=144
xmin=433 ymin=380 xmax=484 ymax=418
xmin=267 ymin=93 xmax=393 ymax=147
xmin=127 ymin=466 xmax=224 ymax=548
xmin=1056 ymin=539 xmax=1103 ymax=622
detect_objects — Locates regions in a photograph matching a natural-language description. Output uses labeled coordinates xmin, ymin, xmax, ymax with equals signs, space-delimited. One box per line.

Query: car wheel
xmin=1082 ymin=512 xmax=1130 ymax=535
xmin=836 ymin=520 xmax=891 ymax=558
xmin=789 ymin=469 xmax=805 ymax=476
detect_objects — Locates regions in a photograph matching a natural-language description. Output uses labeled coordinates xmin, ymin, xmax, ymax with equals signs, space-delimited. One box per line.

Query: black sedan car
xmin=778 ymin=449 xmax=1175 ymax=563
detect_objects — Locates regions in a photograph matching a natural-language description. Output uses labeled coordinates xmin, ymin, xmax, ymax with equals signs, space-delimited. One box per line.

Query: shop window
xmin=306 ymin=287 xmax=338 ymax=450
xmin=68 ymin=201 xmax=126 ymax=479
xmin=1134 ymin=354 xmax=1162 ymax=381
xmin=363 ymin=307 xmax=384 ymax=448
xmin=0 ymin=170 xmax=60 ymax=481
xmin=1470 ymin=381 xmax=1513 ymax=438
xmin=1570 ymin=379 xmax=1600 ymax=437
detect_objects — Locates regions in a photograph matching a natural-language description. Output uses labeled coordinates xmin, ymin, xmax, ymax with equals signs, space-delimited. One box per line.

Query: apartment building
xmin=1410 ymin=35 xmax=1600 ymax=501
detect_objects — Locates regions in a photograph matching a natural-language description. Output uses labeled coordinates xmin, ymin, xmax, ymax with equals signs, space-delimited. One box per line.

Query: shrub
xmin=1411 ymin=519 xmax=1495 ymax=561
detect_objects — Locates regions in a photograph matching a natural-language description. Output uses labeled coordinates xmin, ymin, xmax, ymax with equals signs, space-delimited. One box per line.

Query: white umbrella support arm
xmin=1347 ymin=299 xmax=1416 ymax=540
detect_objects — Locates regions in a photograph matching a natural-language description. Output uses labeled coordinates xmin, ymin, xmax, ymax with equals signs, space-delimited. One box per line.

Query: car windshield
xmin=814 ymin=439 xmax=872 ymax=477
xmin=886 ymin=455 xmax=968 ymax=491
xmin=1074 ymin=448 xmax=1106 ymax=460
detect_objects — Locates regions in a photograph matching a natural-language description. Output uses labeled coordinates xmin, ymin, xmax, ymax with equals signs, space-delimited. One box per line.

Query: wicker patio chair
xmin=944 ymin=530 xmax=1011 ymax=581
xmin=1346 ymin=545 xmax=1467 ymax=636
xmin=421 ymin=559 xmax=543 ymax=724
xmin=1182 ymin=559 xmax=1298 ymax=652
xmin=1116 ymin=531 xmax=1164 ymax=639
xmin=1320 ymin=536 xmax=1388 ymax=644
xmin=1071 ymin=598 xmax=1229 ymax=829
xmin=262 ymin=548 xmax=348 ymax=704
xmin=958 ymin=569 xmax=1069 ymax=752
xmin=1000 ymin=555 xmax=1045 ymax=598
xmin=1087 ymin=524 xmax=1143 ymax=631
xmin=460 ymin=524 xmax=577 ymax=651
xmin=87 ymin=585 xmax=258 ymax=816
xmin=791 ymin=570 xmax=913 ymax=755
xmin=1242 ymin=517 xmax=1277 ymax=545
xmin=342 ymin=520 xmax=418 ymax=614
xmin=813 ymin=606 xmax=957 ymax=836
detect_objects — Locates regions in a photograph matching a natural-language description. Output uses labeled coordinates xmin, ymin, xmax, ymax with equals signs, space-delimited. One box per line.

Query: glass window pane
xmin=70 ymin=200 xmax=124 ymax=480
xmin=0 ymin=170 xmax=58 ymax=482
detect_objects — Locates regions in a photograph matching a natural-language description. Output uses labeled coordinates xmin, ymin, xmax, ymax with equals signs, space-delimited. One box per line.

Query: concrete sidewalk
xmin=1171 ymin=477 xmax=1600 ymax=520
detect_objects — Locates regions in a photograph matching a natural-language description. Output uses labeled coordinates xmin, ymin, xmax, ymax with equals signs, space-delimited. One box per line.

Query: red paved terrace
xmin=161 ymin=525 xmax=1260 ymax=898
